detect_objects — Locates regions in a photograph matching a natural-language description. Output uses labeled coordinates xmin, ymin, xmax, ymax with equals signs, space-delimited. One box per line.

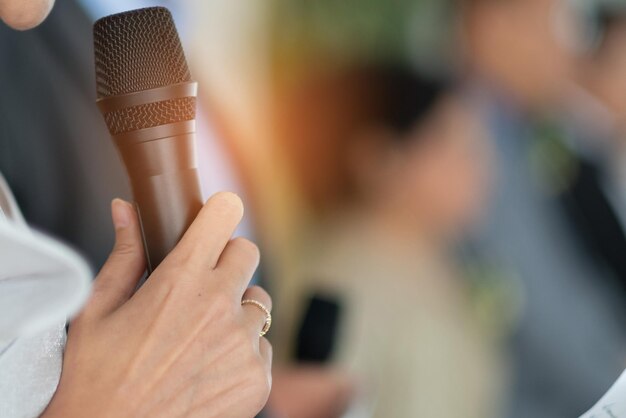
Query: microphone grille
xmin=93 ymin=7 xmax=191 ymax=99
xmin=103 ymin=98 xmax=196 ymax=135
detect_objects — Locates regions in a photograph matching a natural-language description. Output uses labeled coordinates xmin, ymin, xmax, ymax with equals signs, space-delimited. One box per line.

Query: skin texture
xmin=0 ymin=0 xmax=54 ymax=30
xmin=43 ymin=194 xmax=273 ymax=418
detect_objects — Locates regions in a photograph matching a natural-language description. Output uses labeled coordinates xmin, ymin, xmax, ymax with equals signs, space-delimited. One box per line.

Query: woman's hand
xmin=43 ymin=193 xmax=272 ymax=418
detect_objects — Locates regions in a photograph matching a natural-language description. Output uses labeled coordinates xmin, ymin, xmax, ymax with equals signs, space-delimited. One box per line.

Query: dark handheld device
xmin=295 ymin=293 xmax=342 ymax=363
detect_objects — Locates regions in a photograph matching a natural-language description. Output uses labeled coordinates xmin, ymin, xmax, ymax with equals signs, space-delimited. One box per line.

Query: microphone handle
xmin=116 ymin=130 xmax=203 ymax=272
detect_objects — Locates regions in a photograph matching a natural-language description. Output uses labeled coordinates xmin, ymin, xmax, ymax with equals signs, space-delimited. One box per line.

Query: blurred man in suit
xmin=554 ymin=2 xmax=626 ymax=315
xmin=460 ymin=0 xmax=626 ymax=416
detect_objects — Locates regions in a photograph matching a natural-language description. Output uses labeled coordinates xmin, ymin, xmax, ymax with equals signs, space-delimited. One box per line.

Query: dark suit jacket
xmin=557 ymin=147 xmax=626 ymax=320
xmin=0 ymin=0 xmax=131 ymax=269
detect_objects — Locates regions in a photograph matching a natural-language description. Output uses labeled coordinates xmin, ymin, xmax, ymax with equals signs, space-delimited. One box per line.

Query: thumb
xmin=85 ymin=199 xmax=147 ymax=319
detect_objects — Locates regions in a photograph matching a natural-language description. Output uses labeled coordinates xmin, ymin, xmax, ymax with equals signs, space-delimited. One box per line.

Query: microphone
xmin=94 ymin=7 xmax=203 ymax=272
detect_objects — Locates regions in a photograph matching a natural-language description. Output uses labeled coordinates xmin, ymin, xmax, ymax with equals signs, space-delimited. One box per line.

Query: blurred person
xmin=1 ymin=1 xmax=274 ymax=417
xmin=460 ymin=0 xmax=575 ymax=107
xmin=548 ymin=1 xmax=626 ymax=307
xmin=567 ymin=0 xmax=626 ymax=221
xmin=459 ymin=0 xmax=626 ymax=416
xmin=270 ymin=62 xmax=506 ymax=418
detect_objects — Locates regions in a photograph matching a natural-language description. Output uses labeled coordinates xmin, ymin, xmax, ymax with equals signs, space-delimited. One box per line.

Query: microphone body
xmin=96 ymin=83 xmax=203 ymax=273
xmin=94 ymin=8 xmax=203 ymax=272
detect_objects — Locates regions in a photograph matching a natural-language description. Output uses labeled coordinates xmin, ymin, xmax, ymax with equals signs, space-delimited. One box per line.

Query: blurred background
xmin=3 ymin=0 xmax=626 ymax=417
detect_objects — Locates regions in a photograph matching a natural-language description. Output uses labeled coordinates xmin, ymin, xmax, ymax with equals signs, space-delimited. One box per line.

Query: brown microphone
xmin=94 ymin=7 xmax=203 ymax=272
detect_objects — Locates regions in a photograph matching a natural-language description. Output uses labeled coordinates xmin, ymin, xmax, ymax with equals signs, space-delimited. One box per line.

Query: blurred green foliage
xmin=269 ymin=0 xmax=456 ymax=78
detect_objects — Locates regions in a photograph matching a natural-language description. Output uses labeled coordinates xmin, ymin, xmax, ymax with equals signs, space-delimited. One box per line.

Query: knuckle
xmin=112 ymin=241 xmax=140 ymax=258
xmin=232 ymin=238 xmax=261 ymax=264
xmin=156 ymin=270 xmax=179 ymax=291
xmin=160 ymin=249 xmax=205 ymax=280
xmin=162 ymin=248 xmax=196 ymax=275
xmin=179 ymin=256 xmax=204 ymax=278
xmin=152 ymin=262 xmax=184 ymax=288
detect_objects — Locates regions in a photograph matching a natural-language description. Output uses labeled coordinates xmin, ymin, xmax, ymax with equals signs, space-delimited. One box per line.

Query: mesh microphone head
xmin=94 ymin=7 xmax=196 ymax=135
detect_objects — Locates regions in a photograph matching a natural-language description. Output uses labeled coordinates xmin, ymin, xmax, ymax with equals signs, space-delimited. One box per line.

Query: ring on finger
xmin=241 ymin=299 xmax=272 ymax=337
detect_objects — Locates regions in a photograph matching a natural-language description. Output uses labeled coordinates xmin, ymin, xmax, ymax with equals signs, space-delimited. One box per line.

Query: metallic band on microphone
xmin=96 ymin=81 xmax=198 ymax=114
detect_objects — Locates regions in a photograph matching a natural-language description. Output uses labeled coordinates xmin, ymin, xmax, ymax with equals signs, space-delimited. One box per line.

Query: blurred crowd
xmin=4 ymin=0 xmax=626 ymax=417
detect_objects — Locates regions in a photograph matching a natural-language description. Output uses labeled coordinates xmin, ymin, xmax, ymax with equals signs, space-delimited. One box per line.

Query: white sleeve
xmin=0 ymin=172 xmax=92 ymax=418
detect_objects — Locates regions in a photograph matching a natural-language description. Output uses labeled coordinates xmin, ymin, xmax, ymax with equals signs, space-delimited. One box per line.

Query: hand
xmin=268 ymin=367 xmax=354 ymax=418
xmin=43 ymin=193 xmax=272 ymax=418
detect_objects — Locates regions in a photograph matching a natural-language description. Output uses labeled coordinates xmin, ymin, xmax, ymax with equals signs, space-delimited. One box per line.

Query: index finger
xmin=168 ymin=192 xmax=244 ymax=270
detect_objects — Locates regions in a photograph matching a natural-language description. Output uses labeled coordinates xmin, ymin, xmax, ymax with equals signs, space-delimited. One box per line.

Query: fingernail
xmin=111 ymin=198 xmax=131 ymax=229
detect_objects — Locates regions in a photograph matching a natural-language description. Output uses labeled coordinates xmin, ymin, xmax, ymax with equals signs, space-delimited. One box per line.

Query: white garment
xmin=0 ymin=173 xmax=92 ymax=418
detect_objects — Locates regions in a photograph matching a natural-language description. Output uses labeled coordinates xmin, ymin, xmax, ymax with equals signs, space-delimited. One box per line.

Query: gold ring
xmin=241 ymin=299 xmax=272 ymax=337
